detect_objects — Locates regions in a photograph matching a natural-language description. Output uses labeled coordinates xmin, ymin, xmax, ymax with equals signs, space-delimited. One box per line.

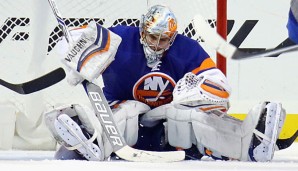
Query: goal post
xmin=217 ymin=0 xmax=227 ymax=75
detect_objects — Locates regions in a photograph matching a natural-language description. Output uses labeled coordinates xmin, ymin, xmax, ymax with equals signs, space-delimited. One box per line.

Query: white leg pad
xmin=54 ymin=114 xmax=102 ymax=161
xmin=191 ymin=103 xmax=265 ymax=160
xmin=191 ymin=112 xmax=244 ymax=159
xmin=44 ymin=104 xmax=105 ymax=160
xmin=191 ymin=101 xmax=285 ymax=161
xmin=248 ymin=102 xmax=286 ymax=162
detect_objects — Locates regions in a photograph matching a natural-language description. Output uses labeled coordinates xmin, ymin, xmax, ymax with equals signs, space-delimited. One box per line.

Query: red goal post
xmin=217 ymin=0 xmax=227 ymax=75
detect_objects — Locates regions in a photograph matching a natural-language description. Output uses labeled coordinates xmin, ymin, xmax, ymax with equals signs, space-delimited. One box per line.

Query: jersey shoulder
xmin=170 ymin=34 xmax=209 ymax=59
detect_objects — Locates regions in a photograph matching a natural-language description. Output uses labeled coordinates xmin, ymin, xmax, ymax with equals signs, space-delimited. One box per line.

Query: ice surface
xmin=0 ymin=143 xmax=297 ymax=171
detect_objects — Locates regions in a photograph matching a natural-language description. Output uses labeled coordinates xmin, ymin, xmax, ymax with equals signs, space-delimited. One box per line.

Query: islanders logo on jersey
xmin=133 ymin=72 xmax=176 ymax=108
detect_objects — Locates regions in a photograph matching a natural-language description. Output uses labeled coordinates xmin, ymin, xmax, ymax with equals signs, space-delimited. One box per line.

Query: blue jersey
xmin=103 ymin=25 xmax=217 ymax=108
xmin=287 ymin=9 xmax=298 ymax=44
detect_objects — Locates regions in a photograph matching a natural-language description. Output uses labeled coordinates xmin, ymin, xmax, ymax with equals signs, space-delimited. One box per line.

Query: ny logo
xmin=144 ymin=76 xmax=169 ymax=91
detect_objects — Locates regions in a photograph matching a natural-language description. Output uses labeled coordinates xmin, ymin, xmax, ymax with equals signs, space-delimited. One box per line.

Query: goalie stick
xmin=0 ymin=67 xmax=65 ymax=95
xmin=85 ymin=82 xmax=185 ymax=162
xmin=276 ymin=130 xmax=298 ymax=150
xmin=193 ymin=15 xmax=298 ymax=60
xmin=47 ymin=0 xmax=185 ymax=162
xmin=47 ymin=0 xmax=73 ymax=43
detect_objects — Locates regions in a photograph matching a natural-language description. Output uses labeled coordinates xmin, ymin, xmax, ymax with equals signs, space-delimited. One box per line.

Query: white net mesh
xmin=47 ymin=0 xmax=217 ymax=55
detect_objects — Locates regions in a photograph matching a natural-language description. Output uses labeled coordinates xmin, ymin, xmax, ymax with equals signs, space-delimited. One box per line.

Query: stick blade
xmin=22 ymin=67 xmax=66 ymax=94
xmin=231 ymin=42 xmax=298 ymax=60
xmin=276 ymin=130 xmax=298 ymax=150
xmin=0 ymin=79 xmax=25 ymax=94
xmin=116 ymin=145 xmax=185 ymax=162
xmin=0 ymin=67 xmax=66 ymax=94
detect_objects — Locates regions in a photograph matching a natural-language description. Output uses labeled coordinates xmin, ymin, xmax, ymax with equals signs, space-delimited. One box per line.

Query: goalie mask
xmin=140 ymin=5 xmax=178 ymax=68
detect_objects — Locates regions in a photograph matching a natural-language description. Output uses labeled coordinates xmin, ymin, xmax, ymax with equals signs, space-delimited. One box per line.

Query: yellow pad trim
xmin=230 ymin=113 xmax=298 ymax=142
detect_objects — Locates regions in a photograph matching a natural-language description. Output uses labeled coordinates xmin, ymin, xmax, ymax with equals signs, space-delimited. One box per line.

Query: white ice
xmin=0 ymin=143 xmax=297 ymax=171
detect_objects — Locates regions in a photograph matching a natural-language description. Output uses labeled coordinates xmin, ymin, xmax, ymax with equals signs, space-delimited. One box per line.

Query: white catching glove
xmin=172 ymin=69 xmax=231 ymax=114
xmin=62 ymin=21 xmax=122 ymax=86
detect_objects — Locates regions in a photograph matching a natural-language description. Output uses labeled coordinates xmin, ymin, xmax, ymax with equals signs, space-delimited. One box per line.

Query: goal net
xmin=0 ymin=0 xmax=224 ymax=150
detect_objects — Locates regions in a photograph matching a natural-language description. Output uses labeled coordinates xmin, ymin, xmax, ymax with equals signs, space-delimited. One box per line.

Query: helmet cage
xmin=143 ymin=31 xmax=176 ymax=52
xmin=140 ymin=5 xmax=178 ymax=67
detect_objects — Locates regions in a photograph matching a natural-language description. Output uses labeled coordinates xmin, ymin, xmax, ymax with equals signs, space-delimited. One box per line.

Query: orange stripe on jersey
xmin=136 ymin=89 xmax=172 ymax=96
xmin=79 ymin=32 xmax=111 ymax=71
xmin=192 ymin=58 xmax=216 ymax=75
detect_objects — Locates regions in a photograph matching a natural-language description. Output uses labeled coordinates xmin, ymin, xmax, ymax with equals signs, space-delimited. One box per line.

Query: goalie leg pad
xmin=248 ymin=102 xmax=286 ymax=162
xmin=141 ymin=101 xmax=286 ymax=162
xmin=191 ymin=111 xmax=244 ymax=159
xmin=54 ymin=114 xmax=102 ymax=161
xmin=44 ymin=104 xmax=105 ymax=161
xmin=141 ymin=103 xmax=244 ymax=157
xmin=192 ymin=101 xmax=286 ymax=161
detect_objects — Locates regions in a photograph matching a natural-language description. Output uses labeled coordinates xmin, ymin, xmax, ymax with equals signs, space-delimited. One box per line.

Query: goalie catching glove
xmin=172 ymin=70 xmax=231 ymax=115
xmin=62 ymin=21 xmax=122 ymax=86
